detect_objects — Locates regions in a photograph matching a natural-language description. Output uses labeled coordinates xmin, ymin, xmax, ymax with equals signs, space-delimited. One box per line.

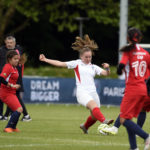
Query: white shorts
xmin=76 ymin=90 xmax=100 ymax=107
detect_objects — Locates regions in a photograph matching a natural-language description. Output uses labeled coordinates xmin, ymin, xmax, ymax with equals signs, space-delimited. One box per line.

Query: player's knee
xmin=17 ymin=107 xmax=23 ymax=113
xmin=120 ymin=117 xmax=125 ymax=124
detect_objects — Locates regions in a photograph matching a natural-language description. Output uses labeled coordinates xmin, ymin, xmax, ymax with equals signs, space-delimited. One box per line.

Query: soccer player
xmin=0 ymin=50 xmax=23 ymax=132
xmin=100 ymin=27 xmax=150 ymax=150
xmin=39 ymin=35 xmax=113 ymax=134
xmin=0 ymin=35 xmax=31 ymax=121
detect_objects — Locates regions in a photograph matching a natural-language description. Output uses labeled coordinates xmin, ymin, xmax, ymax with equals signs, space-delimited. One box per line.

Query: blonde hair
xmin=72 ymin=34 xmax=98 ymax=55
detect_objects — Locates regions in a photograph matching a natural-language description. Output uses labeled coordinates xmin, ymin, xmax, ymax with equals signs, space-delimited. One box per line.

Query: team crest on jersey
xmin=3 ymin=73 xmax=6 ymax=76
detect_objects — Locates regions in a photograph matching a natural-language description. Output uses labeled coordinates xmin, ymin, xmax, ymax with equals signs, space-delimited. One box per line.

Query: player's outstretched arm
xmin=39 ymin=54 xmax=67 ymax=67
xmin=100 ymin=63 xmax=110 ymax=76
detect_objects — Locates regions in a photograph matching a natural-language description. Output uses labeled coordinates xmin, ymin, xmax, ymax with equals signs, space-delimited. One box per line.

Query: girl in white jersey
xmin=39 ymin=35 xmax=113 ymax=134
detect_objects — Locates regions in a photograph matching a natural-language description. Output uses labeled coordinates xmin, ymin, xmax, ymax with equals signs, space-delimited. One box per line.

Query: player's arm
xmin=0 ymin=76 xmax=8 ymax=86
xmin=117 ymin=63 xmax=125 ymax=75
xmin=39 ymin=54 xmax=67 ymax=67
xmin=117 ymin=52 xmax=129 ymax=75
xmin=100 ymin=63 xmax=110 ymax=76
xmin=0 ymin=76 xmax=14 ymax=88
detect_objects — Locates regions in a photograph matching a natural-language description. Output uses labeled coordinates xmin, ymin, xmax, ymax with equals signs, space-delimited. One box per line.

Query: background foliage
xmin=1 ymin=0 xmax=150 ymax=67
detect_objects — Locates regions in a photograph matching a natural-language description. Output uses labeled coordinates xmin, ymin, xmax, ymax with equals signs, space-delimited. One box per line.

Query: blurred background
xmin=1 ymin=0 xmax=150 ymax=68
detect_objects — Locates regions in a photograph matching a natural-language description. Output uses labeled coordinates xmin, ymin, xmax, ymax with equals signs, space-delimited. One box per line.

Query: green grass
xmin=0 ymin=104 xmax=149 ymax=150
xmin=24 ymin=66 xmax=118 ymax=78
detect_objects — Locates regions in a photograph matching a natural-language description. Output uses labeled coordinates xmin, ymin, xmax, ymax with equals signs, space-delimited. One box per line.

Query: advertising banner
xmin=23 ymin=76 xmax=77 ymax=104
xmin=23 ymin=77 xmax=125 ymax=105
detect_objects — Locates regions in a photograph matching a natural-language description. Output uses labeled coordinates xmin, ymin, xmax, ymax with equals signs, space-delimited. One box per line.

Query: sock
xmin=92 ymin=107 xmax=105 ymax=123
xmin=6 ymin=111 xmax=21 ymax=129
xmin=84 ymin=116 xmax=97 ymax=129
xmin=114 ymin=115 xmax=121 ymax=128
xmin=123 ymin=119 xmax=148 ymax=140
xmin=137 ymin=111 xmax=146 ymax=128
xmin=126 ymin=127 xmax=137 ymax=149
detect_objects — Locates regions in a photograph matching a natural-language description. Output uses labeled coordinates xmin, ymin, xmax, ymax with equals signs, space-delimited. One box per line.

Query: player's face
xmin=80 ymin=51 xmax=92 ymax=64
xmin=9 ymin=55 xmax=20 ymax=67
xmin=5 ymin=39 xmax=16 ymax=50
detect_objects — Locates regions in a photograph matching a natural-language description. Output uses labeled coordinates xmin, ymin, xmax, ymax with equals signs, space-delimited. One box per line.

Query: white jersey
xmin=66 ymin=59 xmax=103 ymax=92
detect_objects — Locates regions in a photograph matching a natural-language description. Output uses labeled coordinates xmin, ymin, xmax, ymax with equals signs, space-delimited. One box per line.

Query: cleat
xmin=101 ymin=126 xmax=118 ymax=135
xmin=98 ymin=123 xmax=109 ymax=131
xmin=103 ymin=119 xmax=114 ymax=125
xmin=4 ymin=128 xmax=13 ymax=133
xmin=129 ymin=148 xmax=139 ymax=150
xmin=12 ymin=128 xmax=20 ymax=132
xmin=3 ymin=116 xmax=8 ymax=121
xmin=0 ymin=115 xmax=3 ymax=120
xmin=80 ymin=124 xmax=88 ymax=134
xmin=98 ymin=123 xmax=109 ymax=135
xmin=21 ymin=115 xmax=32 ymax=122
xmin=99 ymin=129 xmax=108 ymax=135
xmin=144 ymin=135 xmax=150 ymax=150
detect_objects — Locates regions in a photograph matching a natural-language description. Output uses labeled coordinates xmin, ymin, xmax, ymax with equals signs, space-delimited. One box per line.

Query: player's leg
xmin=120 ymin=95 xmax=150 ymax=150
xmin=137 ymin=110 xmax=146 ymax=128
xmin=87 ymin=100 xmax=113 ymax=124
xmin=88 ymin=92 xmax=113 ymax=124
xmin=3 ymin=95 xmax=23 ymax=133
xmin=137 ymin=96 xmax=150 ymax=128
xmin=126 ymin=127 xmax=137 ymax=150
xmin=121 ymin=118 xmax=149 ymax=150
xmin=80 ymin=115 xmax=96 ymax=134
xmin=16 ymin=91 xmax=31 ymax=121
xmin=0 ymin=100 xmax=4 ymax=120
xmin=3 ymin=106 xmax=12 ymax=120
xmin=77 ymin=91 xmax=113 ymax=134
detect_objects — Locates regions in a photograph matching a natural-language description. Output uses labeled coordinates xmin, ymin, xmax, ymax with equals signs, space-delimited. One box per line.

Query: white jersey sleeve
xmin=93 ymin=65 xmax=103 ymax=76
xmin=66 ymin=60 xmax=78 ymax=69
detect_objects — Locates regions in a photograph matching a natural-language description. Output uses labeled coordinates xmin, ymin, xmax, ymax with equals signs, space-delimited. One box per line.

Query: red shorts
xmin=0 ymin=92 xmax=21 ymax=111
xmin=143 ymin=96 xmax=150 ymax=112
xmin=120 ymin=93 xmax=146 ymax=119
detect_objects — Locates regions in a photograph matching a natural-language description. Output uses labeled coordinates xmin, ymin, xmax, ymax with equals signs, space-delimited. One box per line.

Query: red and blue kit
xmin=0 ymin=64 xmax=21 ymax=111
xmin=120 ymin=44 xmax=150 ymax=119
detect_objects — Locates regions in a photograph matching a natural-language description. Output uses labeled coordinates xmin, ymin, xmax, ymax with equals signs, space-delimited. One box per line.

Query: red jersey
xmin=0 ymin=63 xmax=19 ymax=93
xmin=120 ymin=44 xmax=150 ymax=95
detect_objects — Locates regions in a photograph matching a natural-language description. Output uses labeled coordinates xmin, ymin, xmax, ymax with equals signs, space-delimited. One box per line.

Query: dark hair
xmin=6 ymin=50 xmax=18 ymax=62
xmin=120 ymin=27 xmax=142 ymax=52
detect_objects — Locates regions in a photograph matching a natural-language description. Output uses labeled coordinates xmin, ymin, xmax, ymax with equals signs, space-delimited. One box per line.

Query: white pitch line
xmin=0 ymin=142 xmax=144 ymax=148
xmin=0 ymin=144 xmax=52 ymax=148
xmin=0 ymin=136 xmax=144 ymax=148
xmin=0 ymin=135 xmax=41 ymax=140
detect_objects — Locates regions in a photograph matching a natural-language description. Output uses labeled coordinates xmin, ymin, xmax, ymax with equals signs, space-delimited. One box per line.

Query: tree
xmin=1 ymin=0 xmax=150 ymax=45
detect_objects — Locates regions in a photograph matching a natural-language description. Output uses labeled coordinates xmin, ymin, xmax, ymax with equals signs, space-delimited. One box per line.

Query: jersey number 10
xmin=132 ymin=61 xmax=147 ymax=77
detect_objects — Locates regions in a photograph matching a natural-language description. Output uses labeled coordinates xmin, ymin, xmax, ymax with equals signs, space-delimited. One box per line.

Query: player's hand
xmin=102 ymin=63 xmax=110 ymax=69
xmin=13 ymin=84 xmax=21 ymax=90
xmin=39 ymin=54 xmax=46 ymax=62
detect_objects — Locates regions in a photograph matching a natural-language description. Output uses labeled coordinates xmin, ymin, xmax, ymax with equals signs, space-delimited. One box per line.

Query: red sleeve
xmin=119 ymin=52 xmax=129 ymax=65
xmin=0 ymin=64 xmax=12 ymax=79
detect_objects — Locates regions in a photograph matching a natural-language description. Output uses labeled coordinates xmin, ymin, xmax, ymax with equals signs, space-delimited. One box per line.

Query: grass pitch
xmin=0 ymin=104 xmax=150 ymax=150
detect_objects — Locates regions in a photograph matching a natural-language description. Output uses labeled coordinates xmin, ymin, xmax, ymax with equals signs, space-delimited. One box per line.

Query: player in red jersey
xmin=117 ymin=27 xmax=150 ymax=150
xmin=100 ymin=27 xmax=150 ymax=150
xmin=0 ymin=50 xmax=23 ymax=133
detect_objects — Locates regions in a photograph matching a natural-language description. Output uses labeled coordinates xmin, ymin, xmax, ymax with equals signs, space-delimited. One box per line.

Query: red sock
xmin=84 ymin=116 xmax=97 ymax=129
xmin=92 ymin=107 xmax=105 ymax=123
